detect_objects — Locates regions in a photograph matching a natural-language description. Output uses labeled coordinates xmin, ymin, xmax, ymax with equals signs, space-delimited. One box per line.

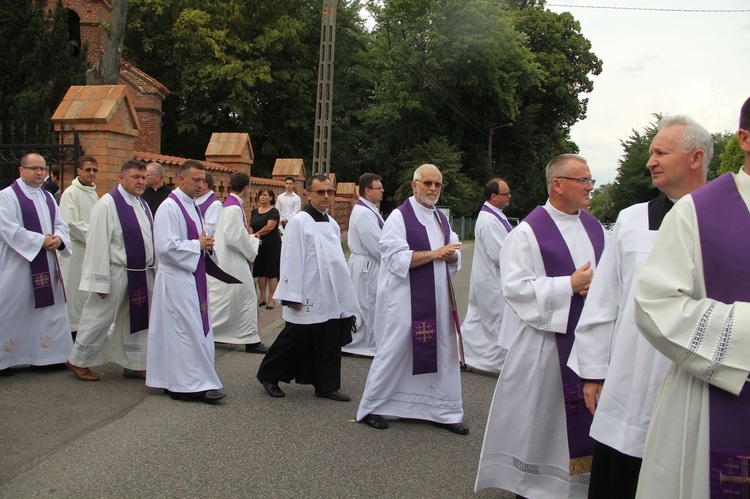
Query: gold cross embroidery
xmin=415 ymin=322 xmax=434 ymax=343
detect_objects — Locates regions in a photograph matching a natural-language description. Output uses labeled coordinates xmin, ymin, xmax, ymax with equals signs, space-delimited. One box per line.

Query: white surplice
xmin=196 ymin=192 xmax=222 ymax=237
xmin=59 ymin=177 xmax=98 ymax=331
xmin=209 ymin=194 xmax=261 ymax=345
xmin=273 ymin=211 xmax=360 ymax=324
xmin=634 ymin=170 xmax=750 ymax=499
xmin=343 ymin=198 xmax=383 ymax=356
xmin=476 ymin=201 xmax=605 ymax=498
xmin=146 ymin=188 xmax=222 ymax=393
xmin=570 ymin=201 xmax=670 ymax=458
xmin=356 ymin=196 xmax=464 ymax=424
xmin=0 ymin=179 xmax=72 ymax=369
xmin=460 ymin=202 xmax=510 ymax=373
xmin=68 ymin=186 xmax=154 ymax=370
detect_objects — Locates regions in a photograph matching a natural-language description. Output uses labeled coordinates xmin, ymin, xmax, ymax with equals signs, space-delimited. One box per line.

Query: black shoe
xmin=165 ymin=389 xmax=226 ymax=404
xmin=201 ymin=390 xmax=226 ymax=404
xmin=362 ymin=414 xmax=388 ymax=429
xmin=314 ymin=390 xmax=351 ymax=402
xmin=257 ymin=374 xmax=285 ymax=398
xmin=431 ymin=422 xmax=469 ymax=435
xmin=245 ymin=342 xmax=270 ymax=354
xmin=257 ymin=301 xmax=266 ymax=307
xmin=0 ymin=367 xmax=15 ymax=377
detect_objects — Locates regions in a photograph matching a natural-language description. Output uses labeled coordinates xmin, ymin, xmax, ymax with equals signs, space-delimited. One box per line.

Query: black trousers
xmin=588 ymin=441 xmax=643 ymax=499
xmin=257 ymin=319 xmax=345 ymax=393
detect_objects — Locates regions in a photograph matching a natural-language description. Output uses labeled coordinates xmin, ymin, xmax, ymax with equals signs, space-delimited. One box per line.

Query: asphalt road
xmin=0 ymin=241 xmax=513 ymax=498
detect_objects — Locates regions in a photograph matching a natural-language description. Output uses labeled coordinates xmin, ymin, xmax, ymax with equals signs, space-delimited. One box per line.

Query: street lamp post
xmin=487 ymin=122 xmax=513 ymax=170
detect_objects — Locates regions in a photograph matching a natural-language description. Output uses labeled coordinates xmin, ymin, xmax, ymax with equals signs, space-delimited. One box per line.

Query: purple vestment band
xmin=480 ymin=204 xmax=513 ymax=233
xmin=11 ymin=181 xmax=60 ymax=308
xmin=397 ymin=199 xmax=450 ymax=375
xmin=524 ymin=205 xmax=604 ymax=459
xmin=198 ymin=192 xmax=219 ymax=216
xmin=693 ymin=173 xmax=750 ymax=498
xmin=356 ymin=198 xmax=384 ymax=229
xmin=169 ymin=192 xmax=210 ymax=336
xmin=109 ymin=187 xmax=153 ymax=334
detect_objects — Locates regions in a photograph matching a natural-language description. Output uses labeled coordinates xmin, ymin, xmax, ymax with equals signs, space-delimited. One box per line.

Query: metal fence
xmin=451 ymin=217 xmax=476 ymax=240
xmin=0 ymin=122 xmax=83 ymax=190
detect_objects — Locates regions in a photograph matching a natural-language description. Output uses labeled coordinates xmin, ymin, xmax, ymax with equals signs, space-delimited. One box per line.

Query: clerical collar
xmin=304 ymin=204 xmax=329 ymax=222
xmin=19 ymin=179 xmax=42 ymax=192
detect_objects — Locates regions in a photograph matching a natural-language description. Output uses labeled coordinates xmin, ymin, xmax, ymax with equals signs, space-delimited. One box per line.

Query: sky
xmin=546 ymin=1 xmax=750 ymax=185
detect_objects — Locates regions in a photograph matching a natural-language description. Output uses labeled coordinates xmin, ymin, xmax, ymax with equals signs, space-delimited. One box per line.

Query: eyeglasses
xmin=415 ymin=179 xmax=443 ymax=188
xmin=81 ymin=168 xmax=99 ymax=173
xmin=368 ymin=185 xmax=385 ymax=191
xmin=556 ymin=176 xmax=596 ymax=186
xmin=22 ymin=166 xmax=48 ymax=172
xmin=497 ymin=191 xmax=511 ymax=197
xmin=312 ymin=189 xmax=335 ymax=196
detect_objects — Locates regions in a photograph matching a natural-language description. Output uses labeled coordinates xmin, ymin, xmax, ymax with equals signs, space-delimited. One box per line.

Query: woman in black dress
xmin=250 ymin=188 xmax=282 ymax=309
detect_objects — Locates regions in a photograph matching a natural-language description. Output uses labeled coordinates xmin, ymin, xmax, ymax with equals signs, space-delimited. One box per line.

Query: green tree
xmin=125 ymin=0 xmax=371 ymax=177
xmin=610 ymin=119 xmax=660 ymax=218
xmin=708 ymin=131 xmax=733 ymax=180
xmin=0 ymin=0 xmax=88 ymax=131
xmin=588 ymin=182 xmax=616 ymax=222
xmin=718 ymin=134 xmax=745 ymax=174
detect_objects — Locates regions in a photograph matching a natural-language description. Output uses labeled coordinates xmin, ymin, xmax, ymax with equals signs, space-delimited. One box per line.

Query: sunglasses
xmin=81 ymin=168 xmax=99 ymax=173
xmin=415 ymin=179 xmax=443 ymax=188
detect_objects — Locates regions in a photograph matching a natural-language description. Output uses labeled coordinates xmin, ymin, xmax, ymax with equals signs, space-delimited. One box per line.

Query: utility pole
xmin=487 ymin=122 xmax=513 ymax=170
xmin=312 ymin=0 xmax=338 ymax=176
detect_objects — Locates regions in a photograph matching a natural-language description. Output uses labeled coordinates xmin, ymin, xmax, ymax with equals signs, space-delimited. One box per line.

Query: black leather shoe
xmin=256 ymin=374 xmax=285 ymax=398
xmin=245 ymin=342 xmax=270 ymax=354
xmin=314 ymin=390 xmax=351 ymax=402
xmin=0 ymin=367 xmax=15 ymax=377
xmin=362 ymin=414 xmax=388 ymax=429
xmin=201 ymin=390 xmax=226 ymax=404
xmin=431 ymin=421 xmax=469 ymax=435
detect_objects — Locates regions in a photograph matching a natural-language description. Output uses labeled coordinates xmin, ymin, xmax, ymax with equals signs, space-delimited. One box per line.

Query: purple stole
xmin=480 ymin=204 xmax=513 ymax=233
xmin=693 ymin=173 xmax=750 ymax=498
xmin=168 ymin=192 xmax=210 ymax=336
xmin=397 ymin=199 xmax=451 ymax=375
xmin=524 ymin=206 xmax=604 ymax=460
xmin=356 ymin=198 xmax=384 ymax=229
xmin=223 ymin=194 xmax=253 ymax=272
xmin=10 ymin=181 xmax=62 ymax=308
xmin=109 ymin=187 xmax=154 ymax=334
xmin=198 ymin=192 xmax=219 ymax=216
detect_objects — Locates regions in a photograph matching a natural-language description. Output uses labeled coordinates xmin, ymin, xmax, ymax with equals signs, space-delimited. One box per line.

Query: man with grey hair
xmin=476 ymin=154 xmax=606 ymax=497
xmin=571 ymin=115 xmax=711 ymax=498
xmin=357 ymin=164 xmax=467 ymax=434
xmin=633 ymin=99 xmax=750 ymax=498
xmin=142 ymin=161 xmax=171 ymax=216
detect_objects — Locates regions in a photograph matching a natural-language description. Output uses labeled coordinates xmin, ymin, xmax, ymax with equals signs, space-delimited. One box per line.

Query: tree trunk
xmin=86 ymin=0 xmax=129 ymax=85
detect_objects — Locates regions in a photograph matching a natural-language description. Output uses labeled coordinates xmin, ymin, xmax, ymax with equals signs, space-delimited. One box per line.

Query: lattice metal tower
xmin=311 ymin=0 xmax=338 ymax=176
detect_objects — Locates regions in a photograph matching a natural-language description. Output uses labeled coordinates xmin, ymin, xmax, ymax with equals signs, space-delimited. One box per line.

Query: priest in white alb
xmin=59 ymin=155 xmax=99 ymax=337
xmin=66 ymin=160 xmax=155 ymax=382
xmin=209 ymin=172 xmax=268 ymax=354
xmin=571 ymin=116 xmax=711 ymax=498
xmin=195 ymin=172 xmax=222 ymax=237
xmin=0 ymin=153 xmax=72 ymax=375
xmin=356 ymin=164 xmax=467 ymax=434
xmin=256 ymin=174 xmax=360 ymax=402
xmin=343 ymin=172 xmax=385 ymax=357
xmin=475 ymin=154 xmax=606 ymax=498
xmin=146 ymin=160 xmax=225 ymax=404
xmin=460 ymin=178 xmax=513 ymax=373
xmin=634 ymin=97 xmax=750 ymax=498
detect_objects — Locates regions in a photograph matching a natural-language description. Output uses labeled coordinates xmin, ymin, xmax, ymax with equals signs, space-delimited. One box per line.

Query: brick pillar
xmin=51 ymin=85 xmax=140 ymax=197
